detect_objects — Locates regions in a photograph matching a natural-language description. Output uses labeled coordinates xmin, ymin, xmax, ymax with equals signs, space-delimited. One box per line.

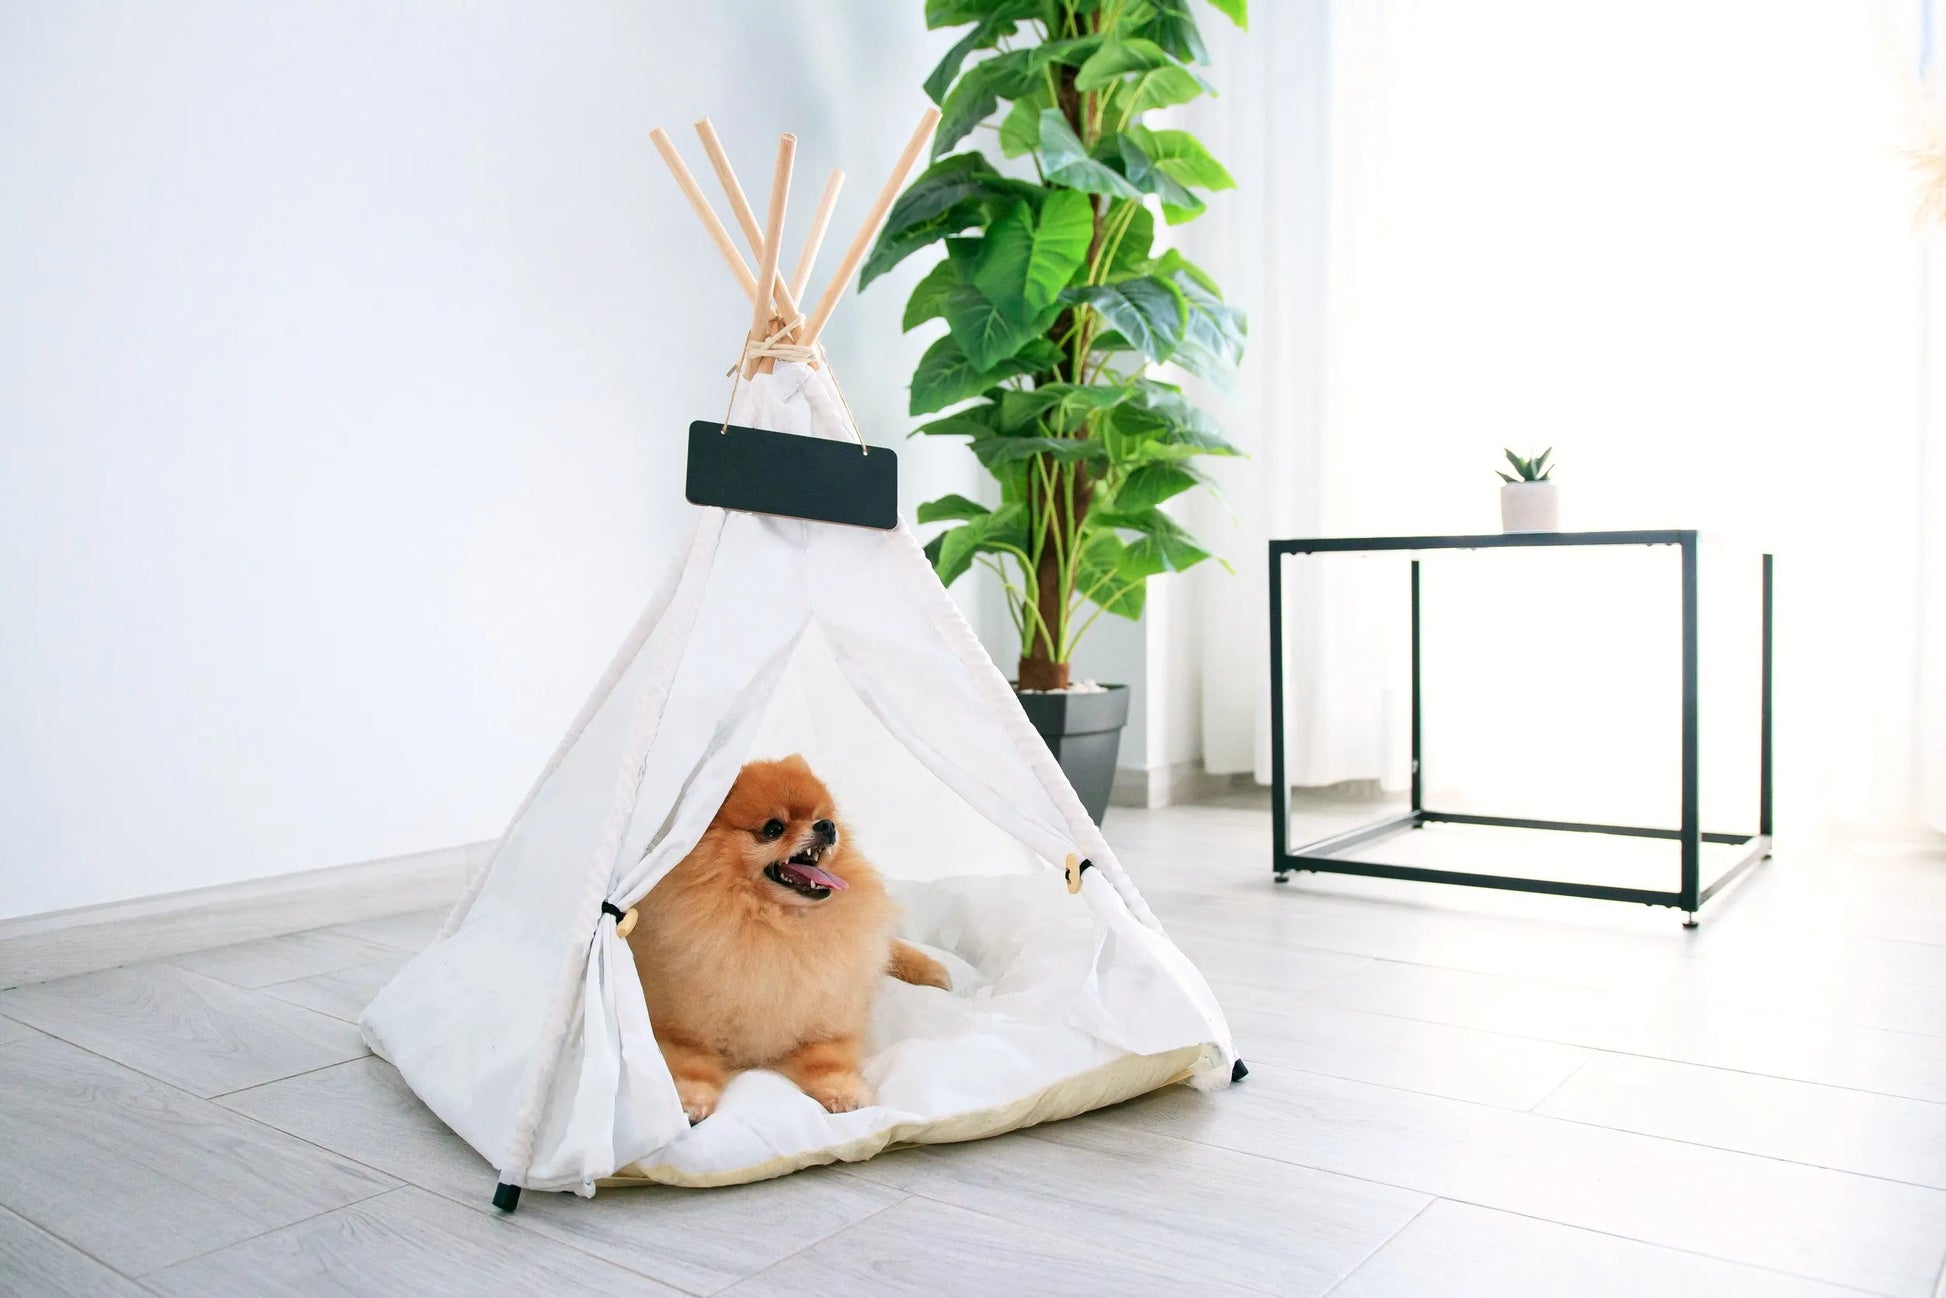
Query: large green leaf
xmin=1123 ymin=124 xmax=1236 ymax=190
xmin=909 ymin=334 xmax=1061 ymax=415
xmin=928 ymin=502 xmax=1028 ymax=586
xmin=860 ymin=199 xmax=986 ymax=288
xmin=1075 ymin=531 xmax=1148 ymax=619
xmin=1114 ymin=133 xmax=1203 ymax=223
xmin=913 ymin=402 xmax=1002 ymax=438
xmin=1108 ymin=62 xmax=1207 ymax=120
xmin=1111 ymin=461 xmax=1208 ymax=512
xmin=1023 ymin=190 xmax=1094 ymax=307
xmin=924 ymin=0 xmax=1041 ymax=30
xmin=968 ymin=201 xmax=1036 ymax=312
xmin=935 ymin=49 xmax=1040 ymax=156
xmin=1134 ymin=0 xmax=1208 ymax=64
xmin=1166 ymin=271 xmax=1247 ymax=386
xmin=924 ymin=17 xmax=1019 ymax=104
xmin=961 ymin=193 xmax=1091 ymax=324
xmin=999 ymin=88 xmax=1051 ymax=156
xmin=902 ymin=257 xmax=962 ymax=332
xmin=1066 ymin=276 xmax=1189 ymax=363
xmin=915 ymin=493 xmax=991 ymax=523
xmin=1109 ymin=379 xmax=1242 ymax=456
xmin=999 ymin=382 xmax=1126 ymax=433
xmin=879 ymin=153 xmax=1002 ymax=234
xmin=1037 ymin=110 xmax=1142 ymax=199
xmin=867 ymin=153 xmax=1042 ymax=286
xmin=945 ymin=283 xmax=1059 ymax=371
xmin=969 ymin=435 xmax=1111 ymax=468
xmin=1074 ymin=36 xmax=1176 ymax=92
xmin=1028 ymin=34 xmax=1105 ymax=72
xmin=1148 ymin=246 xmax=1220 ymax=294
xmin=1093 ymin=506 xmax=1212 ymax=571
xmin=1101 ymin=202 xmax=1156 ymax=280
xmin=944 ymin=232 xmax=984 ymax=276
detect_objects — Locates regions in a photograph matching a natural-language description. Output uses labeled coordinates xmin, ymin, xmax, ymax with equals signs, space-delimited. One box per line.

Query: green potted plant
xmin=1498 ymin=448 xmax=1558 ymax=532
xmin=863 ymin=0 xmax=1248 ymax=820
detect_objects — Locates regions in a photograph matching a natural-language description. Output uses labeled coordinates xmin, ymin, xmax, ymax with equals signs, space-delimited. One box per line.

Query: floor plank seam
xmin=709 ymin=1192 xmax=912 ymax=1295
xmin=208 ymin=1097 xmax=430 ymax=1198
xmin=1315 ymin=1196 xmax=1436 ymax=1298
xmin=1249 ymin=1055 xmax=1946 ymax=1197
xmin=1419 ymin=1197 xmax=1897 ymax=1298
xmin=0 ymin=1016 xmax=216 ymax=1101
xmin=1260 ymin=1057 xmax=1625 ymax=1124
xmin=1523 ymin=1051 xmax=1598 ymax=1113
xmin=0 ymin=993 xmax=371 ymax=1102
xmin=168 ymin=953 xmax=392 ymax=992
xmin=206 ymin=1048 xmax=376 ymax=1102
xmin=0 ymin=1197 xmax=166 ymax=1287
xmin=1105 ymin=1058 xmax=1946 ymax=1291
xmin=469 ymin=1191 xmax=742 ymax=1297
xmin=1014 ymin=1109 xmax=1472 ymax=1209
xmin=124 ymin=1181 xmax=406 ymax=1281
xmin=1522 ymin=1101 xmax=1946 ymax=1193
xmin=1291 ymin=955 xmax=1379 ymax=997
xmin=1555 ymin=1041 xmax=1946 ymax=1111
xmin=1281 ymin=997 xmax=1946 ymax=1109
xmin=257 ymin=960 xmax=390 ymax=996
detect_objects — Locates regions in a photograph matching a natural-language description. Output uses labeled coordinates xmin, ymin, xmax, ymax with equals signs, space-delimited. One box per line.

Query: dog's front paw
xmin=677 ymin=1078 xmax=722 ymax=1124
xmin=889 ymin=940 xmax=952 ymax=992
xmin=809 ymin=1074 xmax=873 ymax=1114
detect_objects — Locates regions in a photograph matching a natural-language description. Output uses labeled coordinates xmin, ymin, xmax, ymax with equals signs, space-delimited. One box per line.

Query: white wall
xmin=0 ymin=2 xmax=964 ymax=918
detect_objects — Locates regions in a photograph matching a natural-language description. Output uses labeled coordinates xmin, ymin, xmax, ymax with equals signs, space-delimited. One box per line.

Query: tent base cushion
xmin=600 ymin=1043 xmax=1208 ymax=1189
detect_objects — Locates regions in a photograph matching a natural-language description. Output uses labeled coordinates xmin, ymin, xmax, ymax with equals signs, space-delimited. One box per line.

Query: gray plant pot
xmin=1013 ymin=684 xmax=1131 ymax=826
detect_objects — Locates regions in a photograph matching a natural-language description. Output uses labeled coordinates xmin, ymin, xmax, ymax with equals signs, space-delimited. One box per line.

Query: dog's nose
xmin=813 ymin=819 xmax=836 ymax=842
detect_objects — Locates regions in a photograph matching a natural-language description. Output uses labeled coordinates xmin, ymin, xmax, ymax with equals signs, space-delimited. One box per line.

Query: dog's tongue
xmin=780 ymin=860 xmax=847 ymax=891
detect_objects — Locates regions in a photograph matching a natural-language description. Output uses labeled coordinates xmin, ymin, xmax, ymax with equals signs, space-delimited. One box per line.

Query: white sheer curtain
xmin=1183 ymin=0 xmax=1945 ymax=835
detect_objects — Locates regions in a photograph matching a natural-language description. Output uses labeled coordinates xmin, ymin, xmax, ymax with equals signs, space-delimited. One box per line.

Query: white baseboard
xmin=0 ymin=840 xmax=493 ymax=989
xmin=1109 ymin=762 xmax=1259 ymax=809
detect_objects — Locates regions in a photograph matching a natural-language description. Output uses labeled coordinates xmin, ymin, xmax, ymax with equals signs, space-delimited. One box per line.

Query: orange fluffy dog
xmin=627 ymin=755 xmax=950 ymax=1122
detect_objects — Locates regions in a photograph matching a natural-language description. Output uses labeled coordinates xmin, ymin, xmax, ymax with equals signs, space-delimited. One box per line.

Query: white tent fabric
xmin=361 ymin=361 xmax=1235 ymax=1196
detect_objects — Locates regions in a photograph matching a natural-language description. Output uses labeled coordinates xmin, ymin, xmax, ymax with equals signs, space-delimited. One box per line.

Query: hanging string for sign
xmin=652 ymin=110 xmax=937 ymax=531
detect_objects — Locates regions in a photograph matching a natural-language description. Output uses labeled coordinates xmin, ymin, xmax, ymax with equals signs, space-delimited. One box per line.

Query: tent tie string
xmin=720 ymin=316 xmax=871 ymax=455
xmin=599 ymin=899 xmax=637 ymax=940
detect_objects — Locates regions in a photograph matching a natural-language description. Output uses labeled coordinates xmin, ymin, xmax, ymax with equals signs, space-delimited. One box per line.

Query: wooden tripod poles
xmin=649 ymin=107 xmax=941 ymax=371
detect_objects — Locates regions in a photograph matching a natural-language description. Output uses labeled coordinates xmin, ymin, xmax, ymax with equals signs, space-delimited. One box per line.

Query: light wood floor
xmin=3 ymin=802 xmax=1944 ymax=1296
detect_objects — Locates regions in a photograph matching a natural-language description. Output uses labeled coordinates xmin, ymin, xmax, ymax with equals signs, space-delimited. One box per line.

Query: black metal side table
xmin=1268 ymin=530 xmax=1772 ymax=926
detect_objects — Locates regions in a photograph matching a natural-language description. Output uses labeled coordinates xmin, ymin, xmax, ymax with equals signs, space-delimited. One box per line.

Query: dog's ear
xmin=777 ymin=753 xmax=813 ymax=776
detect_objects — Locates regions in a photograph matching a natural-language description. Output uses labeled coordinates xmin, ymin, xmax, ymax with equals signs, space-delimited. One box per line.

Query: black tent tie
xmin=599 ymin=900 xmax=638 ymax=939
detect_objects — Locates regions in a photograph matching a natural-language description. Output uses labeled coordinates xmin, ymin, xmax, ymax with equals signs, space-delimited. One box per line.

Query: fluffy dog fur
xmin=627 ymin=755 xmax=951 ymax=1122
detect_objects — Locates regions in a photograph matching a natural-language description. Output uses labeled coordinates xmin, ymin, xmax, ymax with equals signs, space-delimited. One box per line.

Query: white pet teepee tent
xmin=361 ymin=112 xmax=1238 ymax=1208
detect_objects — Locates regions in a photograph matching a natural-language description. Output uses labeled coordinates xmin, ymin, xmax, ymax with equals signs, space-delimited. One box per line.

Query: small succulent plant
xmin=1498 ymin=448 xmax=1553 ymax=483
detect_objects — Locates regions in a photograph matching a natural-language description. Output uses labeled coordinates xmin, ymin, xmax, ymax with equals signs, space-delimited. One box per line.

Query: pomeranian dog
xmin=627 ymin=754 xmax=951 ymax=1122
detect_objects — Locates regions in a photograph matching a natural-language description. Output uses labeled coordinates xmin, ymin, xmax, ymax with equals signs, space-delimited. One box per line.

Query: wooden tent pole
xmin=695 ymin=118 xmax=804 ymax=325
xmin=745 ymin=134 xmax=796 ymax=377
xmin=789 ymin=170 xmax=845 ymax=304
xmin=649 ymin=127 xmax=759 ymax=303
xmin=802 ymin=107 xmax=941 ymax=346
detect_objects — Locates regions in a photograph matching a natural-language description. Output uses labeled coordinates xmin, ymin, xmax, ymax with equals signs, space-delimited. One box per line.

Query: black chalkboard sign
xmin=685 ymin=420 xmax=898 ymax=531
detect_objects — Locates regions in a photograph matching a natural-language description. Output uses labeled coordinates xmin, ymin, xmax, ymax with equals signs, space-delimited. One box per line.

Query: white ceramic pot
xmin=1500 ymin=480 xmax=1560 ymax=533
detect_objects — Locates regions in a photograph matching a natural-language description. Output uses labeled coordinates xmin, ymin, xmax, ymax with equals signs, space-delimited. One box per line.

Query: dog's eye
xmin=759 ymin=819 xmax=785 ymax=841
